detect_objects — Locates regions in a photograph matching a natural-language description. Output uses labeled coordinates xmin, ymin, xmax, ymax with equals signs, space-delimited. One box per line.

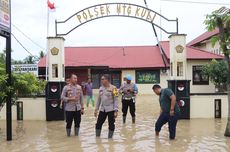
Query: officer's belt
xmin=123 ymin=97 xmax=133 ymax=100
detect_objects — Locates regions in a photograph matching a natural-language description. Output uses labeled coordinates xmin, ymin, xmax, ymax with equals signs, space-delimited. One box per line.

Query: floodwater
xmin=0 ymin=95 xmax=230 ymax=152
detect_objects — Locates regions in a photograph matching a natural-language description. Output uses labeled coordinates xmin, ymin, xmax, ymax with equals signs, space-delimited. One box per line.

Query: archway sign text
xmin=55 ymin=3 xmax=178 ymax=36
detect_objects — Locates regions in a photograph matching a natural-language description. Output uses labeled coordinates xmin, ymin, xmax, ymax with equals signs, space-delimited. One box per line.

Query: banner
xmin=11 ymin=64 xmax=38 ymax=76
xmin=0 ymin=0 xmax=10 ymax=32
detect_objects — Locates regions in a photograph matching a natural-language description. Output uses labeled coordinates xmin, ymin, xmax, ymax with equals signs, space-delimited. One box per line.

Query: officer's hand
xmin=81 ymin=108 xmax=84 ymax=115
xmin=114 ymin=111 xmax=118 ymax=118
xmin=94 ymin=110 xmax=98 ymax=118
xmin=68 ymin=96 xmax=76 ymax=101
xmin=59 ymin=103 xmax=63 ymax=109
xmin=170 ymin=110 xmax=174 ymax=116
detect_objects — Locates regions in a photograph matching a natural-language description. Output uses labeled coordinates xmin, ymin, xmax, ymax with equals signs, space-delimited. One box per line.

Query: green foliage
xmin=204 ymin=7 xmax=230 ymax=55
xmin=12 ymin=73 xmax=46 ymax=97
xmin=0 ymin=62 xmax=46 ymax=107
xmin=202 ymin=59 xmax=228 ymax=86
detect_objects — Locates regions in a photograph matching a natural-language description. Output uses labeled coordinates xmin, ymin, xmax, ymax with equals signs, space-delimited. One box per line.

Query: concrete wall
xmin=121 ymin=69 xmax=168 ymax=94
xmin=187 ymin=60 xmax=216 ymax=93
xmin=190 ymin=95 xmax=228 ymax=118
xmin=0 ymin=98 xmax=46 ymax=120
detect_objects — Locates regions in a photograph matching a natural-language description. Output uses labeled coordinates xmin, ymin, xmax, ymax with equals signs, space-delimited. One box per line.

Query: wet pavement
xmin=0 ymin=95 xmax=230 ymax=152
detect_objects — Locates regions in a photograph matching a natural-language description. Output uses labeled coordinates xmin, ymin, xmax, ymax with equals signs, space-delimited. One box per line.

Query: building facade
xmin=38 ymin=40 xmax=223 ymax=94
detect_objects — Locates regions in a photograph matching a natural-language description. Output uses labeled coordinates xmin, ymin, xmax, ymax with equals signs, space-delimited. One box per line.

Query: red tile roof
xmin=38 ymin=46 xmax=167 ymax=68
xmin=38 ymin=42 xmax=223 ymax=68
xmin=187 ymin=28 xmax=219 ymax=46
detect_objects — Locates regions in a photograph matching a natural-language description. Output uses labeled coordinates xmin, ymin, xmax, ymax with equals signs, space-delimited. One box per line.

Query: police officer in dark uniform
xmin=61 ymin=74 xmax=84 ymax=137
xmin=94 ymin=74 xmax=119 ymax=138
xmin=119 ymin=75 xmax=138 ymax=124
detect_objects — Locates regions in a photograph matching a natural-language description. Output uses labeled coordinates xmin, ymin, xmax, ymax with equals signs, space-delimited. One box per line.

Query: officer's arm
xmin=134 ymin=84 xmax=138 ymax=95
xmin=170 ymin=94 xmax=176 ymax=111
xmin=95 ymin=90 xmax=102 ymax=111
xmin=80 ymin=89 xmax=84 ymax=109
xmin=61 ymin=86 xmax=68 ymax=102
xmin=119 ymin=84 xmax=124 ymax=94
xmin=113 ymin=88 xmax=119 ymax=111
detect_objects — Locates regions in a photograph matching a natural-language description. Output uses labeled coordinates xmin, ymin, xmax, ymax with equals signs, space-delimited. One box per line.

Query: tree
xmin=39 ymin=51 xmax=45 ymax=59
xmin=0 ymin=51 xmax=46 ymax=110
xmin=205 ymin=7 xmax=230 ymax=136
xmin=23 ymin=55 xmax=36 ymax=64
xmin=202 ymin=59 xmax=228 ymax=92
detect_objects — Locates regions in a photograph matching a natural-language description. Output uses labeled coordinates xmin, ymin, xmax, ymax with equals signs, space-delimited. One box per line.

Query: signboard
xmin=136 ymin=70 xmax=160 ymax=84
xmin=56 ymin=3 xmax=178 ymax=36
xmin=11 ymin=64 xmax=38 ymax=76
xmin=0 ymin=0 xmax=10 ymax=32
xmin=192 ymin=65 xmax=209 ymax=85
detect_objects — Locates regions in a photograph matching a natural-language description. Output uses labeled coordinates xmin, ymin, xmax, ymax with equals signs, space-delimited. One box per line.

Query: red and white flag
xmin=47 ymin=0 xmax=56 ymax=10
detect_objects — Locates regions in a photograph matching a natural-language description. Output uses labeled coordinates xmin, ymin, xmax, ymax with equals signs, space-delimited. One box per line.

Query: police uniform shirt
xmin=119 ymin=83 xmax=138 ymax=98
xmin=96 ymin=84 xmax=119 ymax=112
xmin=61 ymin=84 xmax=84 ymax=111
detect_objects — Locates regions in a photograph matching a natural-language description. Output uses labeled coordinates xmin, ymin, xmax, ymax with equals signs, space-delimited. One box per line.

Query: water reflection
xmin=0 ymin=95 xmax=229 ymax=152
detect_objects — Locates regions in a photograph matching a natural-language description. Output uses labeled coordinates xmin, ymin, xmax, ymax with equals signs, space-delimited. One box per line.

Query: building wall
xmin=190 ymin=95 xmax=228 ymax=118
xmin=195 ymin=41 xmax=221 ymax=55
xmin=0 ymin=98 xmax=46 ymax=120
xmin=187 ymin=60 xmax=216 ymax=93
xmin=121 ymin=69 xmax=168 ymax=94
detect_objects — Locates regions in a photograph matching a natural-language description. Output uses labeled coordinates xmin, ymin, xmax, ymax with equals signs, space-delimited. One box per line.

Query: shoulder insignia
xmin=112 ymin=88 xmax=119 ymax=97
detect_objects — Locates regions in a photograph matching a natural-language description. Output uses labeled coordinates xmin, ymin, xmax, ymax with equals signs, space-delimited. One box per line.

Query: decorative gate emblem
xmin=175 ymin=45 xmax=184 ymax=53
xmin=50 ymin=47 xmax=59 ymax=55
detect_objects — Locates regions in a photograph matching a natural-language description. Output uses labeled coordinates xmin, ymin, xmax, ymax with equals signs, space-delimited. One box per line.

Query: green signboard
xmin=136 ymin=70 xmax=160 ymax=84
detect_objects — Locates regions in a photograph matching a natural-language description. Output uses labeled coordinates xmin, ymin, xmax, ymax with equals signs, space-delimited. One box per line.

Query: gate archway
xmin=55 ymin=3 xmax=178 ymax=36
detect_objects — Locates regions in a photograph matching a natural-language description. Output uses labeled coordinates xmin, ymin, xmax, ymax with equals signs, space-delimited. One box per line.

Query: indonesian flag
xmin=47 ymin=0 xmax=55 ymax=10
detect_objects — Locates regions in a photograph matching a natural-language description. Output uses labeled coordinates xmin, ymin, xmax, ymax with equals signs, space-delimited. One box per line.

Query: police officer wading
xmin=61 ymin=74 xmax=84 ymax=137
xmin=94 ymin=74 xmax=119 ymax=139
xmin=152 ymin=84 xmax=180 ymax=140
xmin=119 ymin=75 xmax=138 ymax=124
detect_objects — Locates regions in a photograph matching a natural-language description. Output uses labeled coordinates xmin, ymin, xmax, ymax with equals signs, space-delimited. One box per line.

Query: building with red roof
xmin=38 ymin=40 xmax=223 ymax=94
xmin=187 ymin=28 xmax=221 ymax=55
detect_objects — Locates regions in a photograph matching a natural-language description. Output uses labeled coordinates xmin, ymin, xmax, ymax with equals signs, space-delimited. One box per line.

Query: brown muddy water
xmin=0 ymin=95 xmax=229 ymax=152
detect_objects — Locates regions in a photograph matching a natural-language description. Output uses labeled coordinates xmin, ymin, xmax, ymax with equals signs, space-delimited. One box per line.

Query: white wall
xmin=0 ymin=98 xmax=46 ymax=120
xmin=187 ymin=60 xmax=216 ymax=93
xmin=196 ymin=41 xmax=221 ymax=55
xmin=190 ymin=95 xmax=228 ymax=118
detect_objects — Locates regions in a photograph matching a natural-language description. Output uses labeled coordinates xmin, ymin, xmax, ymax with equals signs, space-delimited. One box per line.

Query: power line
xmin=11 ymin=33 xmax=35 ymax=57
xmin=161 ymin=0 xmax=230 ymax=5
xmin=12 ymin=24 xmax=46 ymax=51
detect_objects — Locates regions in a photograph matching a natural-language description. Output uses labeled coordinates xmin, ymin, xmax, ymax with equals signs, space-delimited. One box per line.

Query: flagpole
xmin=45 ymin=3 xmax=49 ymax=81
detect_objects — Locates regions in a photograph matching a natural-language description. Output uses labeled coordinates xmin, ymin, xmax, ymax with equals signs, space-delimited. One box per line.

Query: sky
xmin=0 ymin=0 xmax=230 ymax=60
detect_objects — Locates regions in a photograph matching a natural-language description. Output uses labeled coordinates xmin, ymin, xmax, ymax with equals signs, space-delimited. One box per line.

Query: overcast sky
xmin=0 ymin=0 xmax=230 ymax=60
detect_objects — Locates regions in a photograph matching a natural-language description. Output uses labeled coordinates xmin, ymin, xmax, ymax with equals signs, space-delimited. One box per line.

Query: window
xmin=91 ymin=71 xmax=121 ymax=89
xmin=170 ymin=62 xmax=173 ymax=76
xmin=52 ymin=64 xmax=58 ymax=78
xmin=177 ymin=62 xmax=183 ymax=76
xmin=92 ymin=73 xmax=100 ymax=89
xmin=136 ymin=70 xmax=160 ymax=84
xmin=192 ymin=65 xmax=209 ymax=85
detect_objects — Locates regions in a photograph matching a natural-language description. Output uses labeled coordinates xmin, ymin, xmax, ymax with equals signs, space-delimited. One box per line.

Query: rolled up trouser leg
xmin=108 ymin=130 xmax=114 ymax=138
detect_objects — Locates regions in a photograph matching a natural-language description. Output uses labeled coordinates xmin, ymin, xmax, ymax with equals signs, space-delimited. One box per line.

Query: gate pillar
xmin=47 ymin=37 xmax=65 ymax=81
